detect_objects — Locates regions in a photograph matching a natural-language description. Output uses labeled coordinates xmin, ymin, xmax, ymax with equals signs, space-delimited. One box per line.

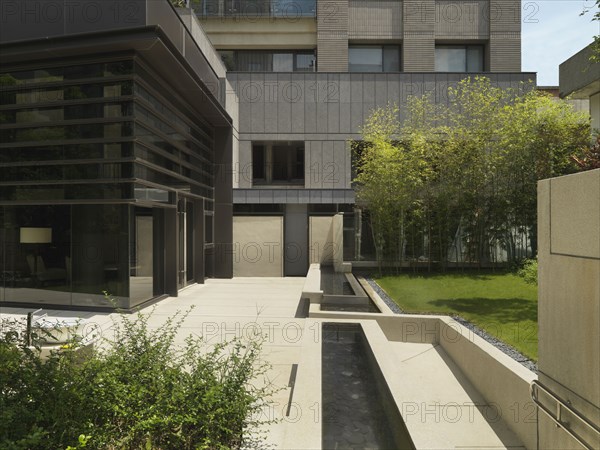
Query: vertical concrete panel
xmin=277 ymin=73 xmax=292 ymax=133
xmin=423 ymin=73 xmax=436 ymax=101
xmin=348 ymin=0 xmax=403 ymax=39
xmin=375 ymin=75 xmax=388 ymax=109
xmin=339 ymin=74 xmax=352 ymax=133
xmin=238 ymin=140 xmax=252 ymax=188
xmin=537 ymin=171 xmax=600 ymax=450
xmin=322 ymin=141 xmax=335 ymax=189
xmin=327 ymin=73 xmax=341 ymax=133
xmin=403 ymin=0 xmax=435 ymax=72
xmin=350 ymin=74 xmax=364 ymax=133
xmin=265 ymin=73 xmax=278 ymax=133
xmin=291 ymin=73 xmax=306 ymax=133
xmin=305 ymin=73 xmax=317 ymax=133
xmin=317 ymin=74 xmax=329 ymax=133
xmin=307 ymin=141 xmax=323 ymax=188
xmin=317 ymin=0 xmax=349 ymax=71
xmin=237 ymin=75 xmax=253 ymax=133
xmin=489 ymin=0 xmax=521 ymax=72
xmin=434 ymin=73 xmax=449 ymax=105
xmin=250 ymin=73 xmax=265 ymax=133
xmin=333 ymin=141 xmax=346 ymax=188
xmin=435 ymin=0 xmax=489 ymax=38
xmin=387 ymin=73 xmax=401 ymax=105
xmin=332 ymin=213 xmax=345 ymax=271
xmin=233 ymin=216 xmax=283 ymax=277
xmin=309 ymin=216 xmax=334 ymax=264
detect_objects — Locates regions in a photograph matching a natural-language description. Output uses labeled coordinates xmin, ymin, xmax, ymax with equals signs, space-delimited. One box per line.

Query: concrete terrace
xmin=1 ymin=277 xmax=528 ymax=449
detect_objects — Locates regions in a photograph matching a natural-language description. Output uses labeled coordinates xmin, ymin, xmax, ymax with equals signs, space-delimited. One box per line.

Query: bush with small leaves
xmin=0 ymin=307 xmax=278 ymax=450
xmin=517 ymin=258 xmax=538 ymax=285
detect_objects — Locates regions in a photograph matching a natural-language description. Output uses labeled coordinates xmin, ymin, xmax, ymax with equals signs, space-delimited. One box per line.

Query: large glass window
xmin=0 ymin=205 xmax=131 ymax=307
xmin=219 ymin=50 xmax=315 ymax=72
xmin=252 ymin=142 xmax=304 ymax=185
xmin=348 ymin=45 xmax=400 ymax=72
xmin=198 ymin=0 xmax=316 ymax=17
xmin=435 ymin=45 xmax=484 ymax=72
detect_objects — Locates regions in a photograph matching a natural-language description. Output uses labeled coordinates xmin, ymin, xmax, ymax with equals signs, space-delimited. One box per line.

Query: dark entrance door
xmin=284 ymin=204 xmax=308 ymax=276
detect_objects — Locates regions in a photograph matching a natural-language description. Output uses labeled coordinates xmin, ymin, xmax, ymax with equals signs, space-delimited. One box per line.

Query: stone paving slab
xmin=1 ymin=276 xmax=527 ymax=450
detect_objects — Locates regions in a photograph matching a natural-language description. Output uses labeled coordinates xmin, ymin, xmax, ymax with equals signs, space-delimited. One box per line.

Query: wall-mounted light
xmin=20 ymin=227 xmax=52 ymax=244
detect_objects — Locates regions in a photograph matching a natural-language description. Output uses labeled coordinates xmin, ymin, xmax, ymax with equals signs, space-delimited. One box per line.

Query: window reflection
xmin=435 ymin=45 xmax=484 ymax=72
xmin=348 ymin=45 xmax=400 ymax=72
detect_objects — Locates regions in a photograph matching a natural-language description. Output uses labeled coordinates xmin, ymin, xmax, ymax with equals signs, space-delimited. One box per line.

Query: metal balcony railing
xmin=195 ymin=0 xmax=316 ymax=17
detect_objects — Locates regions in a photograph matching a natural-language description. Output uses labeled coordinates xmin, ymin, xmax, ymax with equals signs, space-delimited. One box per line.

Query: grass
xmin=375 ymin=272 xmax=538 ymax=361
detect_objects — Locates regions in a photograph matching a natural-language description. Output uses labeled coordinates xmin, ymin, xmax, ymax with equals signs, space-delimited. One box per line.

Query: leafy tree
xmin=354 ymin=104 xmax=430 ymax=271
xmin=571 ymin=134 xmax=600 ymax=170
xmin=354 ymin=77 xmax=590 ymax=269
xmin=581 ymin=0 xmax=600 ymax=62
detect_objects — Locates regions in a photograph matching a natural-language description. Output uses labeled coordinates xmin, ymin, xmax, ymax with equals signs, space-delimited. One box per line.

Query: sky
xmin=522 ymin=0 xmax=599 ymax=86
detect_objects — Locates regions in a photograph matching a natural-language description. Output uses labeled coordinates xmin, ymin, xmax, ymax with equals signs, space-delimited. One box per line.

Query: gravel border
xmin=364 ymin=276 xmax=538 ymax=373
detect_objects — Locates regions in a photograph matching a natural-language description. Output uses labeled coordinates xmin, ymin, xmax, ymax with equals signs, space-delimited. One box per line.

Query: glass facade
xmin=0 ymin=57 xmax=217 ymax=307
xmin=435 ymin=45 xmax=484 ymax=72
xmin=197 ymin=0 xmax=317 ymax=17
xmin=219 ymin=50 xmax=316 ymax=72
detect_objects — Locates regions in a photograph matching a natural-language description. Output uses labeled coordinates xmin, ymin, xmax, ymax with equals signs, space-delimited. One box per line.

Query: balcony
xmin=195 ymin=0 xmax=316 ymax=17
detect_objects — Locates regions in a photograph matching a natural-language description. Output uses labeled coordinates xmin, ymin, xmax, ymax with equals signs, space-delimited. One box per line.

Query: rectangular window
xmin=220 ymin=50 xmax=315 ymax=72
xmin=435 ymin=45 xmax=484 ymax=72
xmin=273 ymin=53 xmax=294 ymax=71
xmin=295 ymin=53 xmax=316 ymax=72
xmin=349 ymin=45 xmax=400 ymax=72
xmin=252 ymin=144 xmax=266 ymax=180
xmin=252 ymin=142 xmax=304 ymax=185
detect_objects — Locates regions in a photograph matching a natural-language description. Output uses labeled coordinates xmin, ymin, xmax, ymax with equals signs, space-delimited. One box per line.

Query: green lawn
xmin=376 ymin=272 xmax=538 ymax=360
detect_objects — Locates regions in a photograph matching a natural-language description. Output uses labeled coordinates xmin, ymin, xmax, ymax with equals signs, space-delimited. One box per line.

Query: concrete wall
xmin=232 ymin=216 xmax=283 ymax=276
xmin=438 ymin=318 xmax=537 ymax=450
xmin=228 ymin=72 xmax=535 ymax=140
xmin=559 ymin=44 xmax=600 ymax=99
xmin=199 ymin=18 xmax=317 ymax=49
xmin=305 ymin=141 xmax=351 ymax=189
xmin=309 ymin=216 xmax=334 ymax=264
xmin=332 ymin=213 xmax=349 ymax=272
xmin=538 ymin=171 xmax=600 ymax=446
xmin=488 ymin=0 xmax=521 ymax=72
xmin=317 ymin=0 xmax=349 ymax=71
xmin=403 ymin=0 xmax=435 ymax=72
xmin=435 ymin=0 xmax=489 ymax=39
xmin=537 ymin=169 xmax=600 ymax=449
xmin=348 ymin=1 xmax=403 ymax=39
xmin=375 ymin=315 xmax=538 ymax=449
xmin=177 ymin=8 xmax=228 ymax=78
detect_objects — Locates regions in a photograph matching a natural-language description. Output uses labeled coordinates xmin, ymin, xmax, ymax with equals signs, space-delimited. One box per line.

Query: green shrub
xmin=518 ymin=258 xmax=538 ymax=285
xmin=0 ymin=307 xmax=277 ymax=450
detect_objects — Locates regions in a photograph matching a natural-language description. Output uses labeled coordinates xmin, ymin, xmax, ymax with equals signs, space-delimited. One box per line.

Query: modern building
xmin=193 ymin=0 xmax=535 ymax=276
xmin=559 ymin=43 xmax=600 ymax=137
xmin=0 ymin=1 xmax=236 ymax=309
xmin=1 ymin=0 xmax=535 ymax=308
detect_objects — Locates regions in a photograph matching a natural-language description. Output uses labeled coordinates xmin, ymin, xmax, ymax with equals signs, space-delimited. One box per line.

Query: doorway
xmin=178 ymin=199 xmax=196 ymax=290
xmin=284 ymin=204 xmax=308 ymax=276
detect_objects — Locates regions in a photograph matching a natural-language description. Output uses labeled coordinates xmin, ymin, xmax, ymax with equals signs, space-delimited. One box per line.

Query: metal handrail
xmin=530 ymin=380 xmax=600 ymax=450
